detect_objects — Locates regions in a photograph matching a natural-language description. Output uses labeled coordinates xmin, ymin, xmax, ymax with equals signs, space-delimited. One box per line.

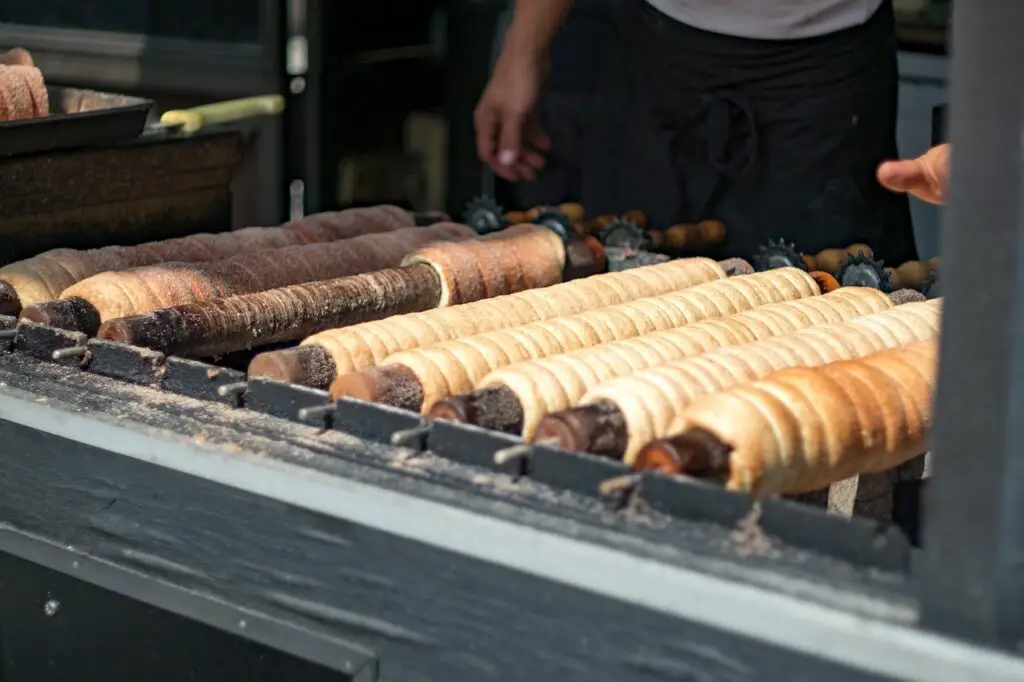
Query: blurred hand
xmin=0 ymin=48 xmax=34 ymax=66
xmin=474 ymin=51 xmax=550 ymax=182
xmin=877 ymin=143 xmax=950 ymax=205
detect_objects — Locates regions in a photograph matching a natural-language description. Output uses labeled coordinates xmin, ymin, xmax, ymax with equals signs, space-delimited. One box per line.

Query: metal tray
xmin=0 ymin=85 xmax=154 ymax=157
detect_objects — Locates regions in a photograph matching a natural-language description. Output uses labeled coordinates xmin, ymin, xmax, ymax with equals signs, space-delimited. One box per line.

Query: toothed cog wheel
xmin=462 ymin=195 xmax=505 ymax=235
xmin=597 ymin=219 xmax=647 ymax=251
xmin=922 ymin=270 xmax=941 ymax=299
xmin=753 ymin=239 xmax=807 ymax=272
xmin=532 ymin=210 xmax=574 ymax=244
xmin=837 ymin=253 xmax=892 ymax=292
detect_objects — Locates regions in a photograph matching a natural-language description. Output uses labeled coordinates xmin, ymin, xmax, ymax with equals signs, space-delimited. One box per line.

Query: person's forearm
xmin=502 ymin=0 xmax=574 ymax=61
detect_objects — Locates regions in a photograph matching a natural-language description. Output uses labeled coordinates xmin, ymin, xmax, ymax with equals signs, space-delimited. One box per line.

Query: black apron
xmin=557 ymin=0 xmax=918 ymax=264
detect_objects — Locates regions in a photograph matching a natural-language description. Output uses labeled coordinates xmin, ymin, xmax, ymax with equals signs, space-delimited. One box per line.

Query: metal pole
xmin=282 ymin=0 xmax=323 ymax=218
xmin=921 ymin=0 xmax=1024 ymax=649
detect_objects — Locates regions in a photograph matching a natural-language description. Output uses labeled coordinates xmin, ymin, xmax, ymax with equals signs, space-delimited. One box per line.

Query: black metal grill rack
xmin=0 ymin=313 xmax=915 ymax=575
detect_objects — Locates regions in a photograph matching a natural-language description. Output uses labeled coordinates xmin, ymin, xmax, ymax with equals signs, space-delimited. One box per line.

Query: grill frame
xmin=0 ymin=312 xmax=914 ymax=574
xmin=0 ymin=337 xmax=1019 ymax=681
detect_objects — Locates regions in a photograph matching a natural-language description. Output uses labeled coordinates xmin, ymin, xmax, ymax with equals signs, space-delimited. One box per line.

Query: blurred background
xmin=0 ymin=0 xmax=951 ymax=255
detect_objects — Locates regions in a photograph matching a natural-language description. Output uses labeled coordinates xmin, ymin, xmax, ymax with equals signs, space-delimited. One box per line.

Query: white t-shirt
xmin=643 ymin=0 xmax=887 ymax=40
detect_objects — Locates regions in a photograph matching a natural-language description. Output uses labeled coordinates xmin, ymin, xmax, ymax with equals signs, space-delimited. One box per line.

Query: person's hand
xmin=474 ymin=50 xmax=550 ymax=182
xmin=0 ymin=47 xmax=33 ymax=66
xmin=877 ymin=143 xmax=950 ymax=205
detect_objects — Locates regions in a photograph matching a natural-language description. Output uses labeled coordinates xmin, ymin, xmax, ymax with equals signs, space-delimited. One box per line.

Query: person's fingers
xmin=493 ymin=150 xmax=522 ymax=182
xmin=876 ymin=159 xmax=925 ymax=193
xmin=877 ymin=159 xmax=945 ymax=204
xmin=520 ymin=148 xmax=547 ymax=171
xmin=918 ymin=144 xmax=950 ymax=192
xmin=501 ymin=116 xmax=546 ymax=177
xmin=514 ymin=162 xmax=537 ymax=182
xmin=475 ymin=103 xmax=522 ymax=181
xmin=520 ymin=118 xmax=548 ymax=170
xmin=878 ymin=144 xmax=950 ymax=205
xmin=496 ymin=158 xmax=535 ymax=182
xmin=0 ymin=48 xmax=33 ymax=66
xmin=497 ymin=108 xmax=527 ymax=171
xmin=475 ymin=96 xmax=547 ymax=182
xmin=525 ymin=117 xmax=551 ymax=152
xmin=474 ymin=102 xmax=499 ymax=166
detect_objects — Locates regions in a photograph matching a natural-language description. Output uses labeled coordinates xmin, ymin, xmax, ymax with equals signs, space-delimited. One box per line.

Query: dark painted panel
xmin=2 ymin=1 xmax=261 ymax=42
xmin=0 ymin=419 xmax=897 ymax=682
xmin=0 ymin=551 xmax=352 ymax=682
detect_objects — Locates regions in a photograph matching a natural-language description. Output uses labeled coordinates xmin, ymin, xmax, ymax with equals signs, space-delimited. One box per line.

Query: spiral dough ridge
xmin=484 ymin=286 xmax=893 ymax=438
xmin=302 ymin=257 xmax=727 ymax=375
xmin=581 ymin=299 xmax=943 ymax=463
xmin=386 ymin=268 xmax=820 ymax=412
xmin=62 ymin=222 xmax=471 ymax=321
xmin=0 ymin=206 xmax=414 ymax=307
xmin=679 ymin=339 xmax=938 ymax=497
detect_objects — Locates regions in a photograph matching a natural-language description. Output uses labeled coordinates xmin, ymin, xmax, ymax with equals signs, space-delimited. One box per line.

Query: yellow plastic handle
xmin=160 ymin=95 xmax=286 ymax=133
